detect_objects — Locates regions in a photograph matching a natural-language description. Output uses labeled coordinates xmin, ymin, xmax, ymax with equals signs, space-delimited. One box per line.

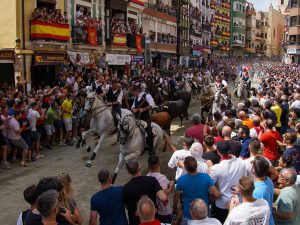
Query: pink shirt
xmin=185 ymin=124 xmax=208 ymax=144
xmin=7 ymin=117 xmax=21 ymax=140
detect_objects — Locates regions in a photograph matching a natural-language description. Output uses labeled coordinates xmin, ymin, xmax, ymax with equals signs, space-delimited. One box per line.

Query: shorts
xmin=30 ymin=131 xmax=40 ymax=142
xmin=54 ymin=119 xmax=62 ymax=129
xmin=63 ymin=118 xmax=72 ymax=131
xmin=44 ymin=124 xmax=55 ymax=136
xmin=72 ymin=118 xmax=78 ymax=127
xmin=0 ymin=133 xmax=7 ymax=147
xmin=8 ymin=138 xmax=28 ymax=150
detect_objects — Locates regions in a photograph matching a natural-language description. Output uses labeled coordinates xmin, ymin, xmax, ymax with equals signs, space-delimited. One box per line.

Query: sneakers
xmin=44 ymin=145 xmax=52 ymax=150
xmin=58 ymin=141 xmax=66 ymax=146
xmin=1 ymin=161 xmax=11 ymax=169
xmin=21 ymin=161 xmax=29 ymax=167
xmin=36 ymin=154 xmax=44 ymax=159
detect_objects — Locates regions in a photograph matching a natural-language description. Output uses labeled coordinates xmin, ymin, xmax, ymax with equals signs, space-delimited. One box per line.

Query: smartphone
xmin=59 ymin=207 xmax=66 ymax=214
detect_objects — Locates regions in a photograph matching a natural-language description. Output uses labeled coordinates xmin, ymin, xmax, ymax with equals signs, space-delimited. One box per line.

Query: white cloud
xmin=248 ymin=0 xmax=277 ymax=11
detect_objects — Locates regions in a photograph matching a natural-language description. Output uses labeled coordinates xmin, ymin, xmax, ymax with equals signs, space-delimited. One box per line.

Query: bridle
xmin=84 ymin=94 xmax=110 ymax=118
xmin=118 ymin=114 xmax=136 ymax=144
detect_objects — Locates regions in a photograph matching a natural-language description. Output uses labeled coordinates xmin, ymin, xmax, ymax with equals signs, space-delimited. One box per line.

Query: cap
xmin=216 ymin=141 xmax=230 ymax=155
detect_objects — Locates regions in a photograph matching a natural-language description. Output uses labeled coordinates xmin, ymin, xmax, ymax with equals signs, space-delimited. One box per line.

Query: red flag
xmin=135 ymin=34 xmax=143 ymax=53
xmin=87 ymin=27 xmax=97 ymax=46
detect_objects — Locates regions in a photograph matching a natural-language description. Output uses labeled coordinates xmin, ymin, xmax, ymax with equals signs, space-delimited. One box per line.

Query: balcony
xmin=202 ymin=23 xmax=211 ymax=32
xmin=144 ymin=1 xmax=177 ymax=21
xmin=190 ymin=6 xmax=202 ymax=22
xmin=72 ymin=26 xmax=103 ymax=45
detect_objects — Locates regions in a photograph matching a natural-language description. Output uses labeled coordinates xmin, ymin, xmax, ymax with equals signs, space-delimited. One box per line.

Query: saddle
xmin=135 ymin=120 xmax=157 ymax=138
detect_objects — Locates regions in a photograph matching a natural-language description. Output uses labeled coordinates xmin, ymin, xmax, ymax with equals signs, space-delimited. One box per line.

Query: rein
xmin=86 ymin=94 xmax=111 ymax=118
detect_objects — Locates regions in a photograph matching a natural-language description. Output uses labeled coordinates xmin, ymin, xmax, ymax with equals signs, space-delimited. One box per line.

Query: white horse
xmin=236 ymin=80 xmax=248 ymax=100
xmin=112 ymin=114 xmax=165 ymax=183
xmin=82 ymin=92 xmax=132 ymax=167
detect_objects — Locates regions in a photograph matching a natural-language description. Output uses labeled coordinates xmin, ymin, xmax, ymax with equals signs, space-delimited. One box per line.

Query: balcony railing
xmin=72 ymin=26 xmax=103 ymax=45
xmin=149 ymin=31 xmax=176 ymax=45
xmin=145 ymin=1 xmax=176 ymax=17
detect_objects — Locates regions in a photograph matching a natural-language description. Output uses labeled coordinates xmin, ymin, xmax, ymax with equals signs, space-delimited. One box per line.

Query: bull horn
xmin=163 ymin=106 xmax=168 ymax=109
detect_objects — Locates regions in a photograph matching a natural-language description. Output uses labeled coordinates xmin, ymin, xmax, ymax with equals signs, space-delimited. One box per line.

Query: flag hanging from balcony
xmin=131 ymin=0 xmax=145 ymax=5
xmin=87 ymin=27 xmax=97 ymax=46
xmin=135 ymin=35 xmax=143 ymax=53
xmin=30 ymin=20 xmax=70 ymax=42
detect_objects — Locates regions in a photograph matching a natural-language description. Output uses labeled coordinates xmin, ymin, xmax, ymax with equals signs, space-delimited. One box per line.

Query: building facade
xmin=210 ymin=0 xmax=231 ymax=56
xmin=284 ymin=0 xmax=300 ymax=63
xmin=230 ymin=0 xmax=246 ymax=56
xmin=245 ymin=2 xmax=256 ymax=55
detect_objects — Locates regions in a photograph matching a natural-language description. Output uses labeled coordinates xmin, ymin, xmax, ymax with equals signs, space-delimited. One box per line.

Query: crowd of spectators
xmin=32 ymin=8 xmax=68 ymax=24
xmin=154 ymin=0 xmax=176 ymax=17
xmin=111 ymin=17 xmax=143 ymax=36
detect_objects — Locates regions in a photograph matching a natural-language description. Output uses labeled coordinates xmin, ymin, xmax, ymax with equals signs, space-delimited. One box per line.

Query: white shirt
xmin=168 ymin=150 xmax=191 ymax=180
xmin=224 ymin=199 xmax=270 ymax=225
xmin=17 ymin=212 xmax=23 ymax=225
xmin=188 ymin=217 xmax=222 ymax=225
xmin=210 ymin=158 xmax=247 ymax=209
xmin=244 ymin=156 xmax=272 ymax=179
xmin=291 ymin=100 xmax=300 ymax=109
xmin=131 ymin=92 xmax=155 ymax=109
xmin=250 ymin=127 xmax=259 ymax=138
xmin=27 ymin=109 xmax=41 ymax=131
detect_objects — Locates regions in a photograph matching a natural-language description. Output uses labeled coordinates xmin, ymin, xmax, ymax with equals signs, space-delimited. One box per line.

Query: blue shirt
xmin=240 ymin=137 xmax=251 ymax=158
xmin=176 ymin=173 xmax=214 ymax=219
xmin=253 ymin=177 xmax=275 ymax=225
xmin=90 ymin=186 xmax=128 ymax=225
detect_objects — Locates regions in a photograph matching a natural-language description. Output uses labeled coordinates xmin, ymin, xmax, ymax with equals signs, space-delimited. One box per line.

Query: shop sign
xmin=0 ymin=50 xmax=14 ymax=63
xmin=34 ymin=53 xmax=65 ymax=65
xmin=131 ymin=55 xmax=144 ymax=64
xmin=106 ymin=54 xmax=131 ymax=65
xmin=67 ymin=51 xmax=90 ymax=65
xmin=287 ymin=48 xmax=300 ymax=55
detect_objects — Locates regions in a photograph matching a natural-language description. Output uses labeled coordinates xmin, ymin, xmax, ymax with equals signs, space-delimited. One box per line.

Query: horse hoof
xmin=85 ymin=161 xmax=92 ymax=167
xmin=86 ymin=146 xmax=91 ymax=152
xmin=112 ymin=173 xmax=118 ymax=184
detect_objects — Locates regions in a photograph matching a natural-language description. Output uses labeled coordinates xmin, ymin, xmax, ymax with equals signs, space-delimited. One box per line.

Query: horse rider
xmin=131 ymin=85 xmax=155 ymax=155
xmin=215 ymin=74 xmax=228 ymax=94
xmin=106 ymin=79 xmax=123 ymax=128
xmin=93 ymin=74 xmax=109 ymax=97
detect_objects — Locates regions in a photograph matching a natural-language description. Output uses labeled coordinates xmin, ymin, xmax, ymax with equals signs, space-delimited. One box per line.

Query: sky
xmin=248 ymin=0 xmax=278 ymax=11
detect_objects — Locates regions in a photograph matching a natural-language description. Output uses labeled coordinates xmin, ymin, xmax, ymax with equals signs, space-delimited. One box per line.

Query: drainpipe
xmin=22 ymin=0 xmax=27 ymax=93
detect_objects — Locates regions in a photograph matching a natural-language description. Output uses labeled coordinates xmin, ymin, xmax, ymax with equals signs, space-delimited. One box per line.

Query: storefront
xmin=31 ymin=52 xmax=65 ymax=88
xmin=287 ymin=48 xmax=300 ymax=64
xmin=0 ymin=50 xmax=15 ymax=87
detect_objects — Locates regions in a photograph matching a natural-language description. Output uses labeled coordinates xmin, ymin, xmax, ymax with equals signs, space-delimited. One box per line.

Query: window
xmin=273 ymin=29 xmax=275 ymax=37
xmin=238 ymin=33 xmax=242 ymax=40
xmin=37 ymin=0 xmax=56 ymax=10
xmin=281 ymin=0 xmax=284 ymax=4
xmin=242 ymin=5 xmax=245 ymax=13
xmin=290 ymin=16 xmax=298 ymax=26
xmin=264 ymin=45 xmax=267 ymax=50
xmin=242 ymin=35 xmax=244 ymax=42
xmin=265 ymin=33 xmax=267 ymax=38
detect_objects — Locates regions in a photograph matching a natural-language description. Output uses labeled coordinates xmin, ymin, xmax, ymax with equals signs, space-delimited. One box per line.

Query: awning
xmin=0 ymin=50 xmax=14 ymax=63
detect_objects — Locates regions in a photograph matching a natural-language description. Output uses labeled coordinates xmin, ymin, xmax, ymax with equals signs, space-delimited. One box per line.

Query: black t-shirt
xmin=123 ymin=176 xmax=162 ymax=225
xmin=24 ymin=210 xmax=43 ymax=225
xmin=203 ymin=151 xmax=221 ymax=165
xmin=226 ymin=140 xmax=242 ymax=157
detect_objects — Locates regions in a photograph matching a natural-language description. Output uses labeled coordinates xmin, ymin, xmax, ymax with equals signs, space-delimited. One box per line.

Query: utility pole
xmin=22 ymin=0 xmax=27 ymax=93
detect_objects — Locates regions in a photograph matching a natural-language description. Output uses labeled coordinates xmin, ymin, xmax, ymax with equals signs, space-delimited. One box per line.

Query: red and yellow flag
xmin=30 ymin=20 xmax=70 ymax=41
xmin=135 ymin=34 xmax=143 ymax=53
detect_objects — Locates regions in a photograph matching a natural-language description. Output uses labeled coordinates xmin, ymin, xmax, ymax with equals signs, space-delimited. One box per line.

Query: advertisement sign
xmin=131 ymin=55 xmax=144 ymax=63
xmin=34 ymin=53 xmax=65 ymax=65
xmin=131 ymin=0 xmax=145 ymax=5
xmin=113 ymin=34 xmax=127 ymax=46
xmin=106 ymin=54 xmax=131 ymax=65
xmin=0 ymin=50 xmax=14 ymax=63
xmin=30 ymin=20 xmax=70 ymax=42
xmin=287 ymin=49 xmax=300 ymax=54
xmin=67 ymin=51 xmax=90 ymax=65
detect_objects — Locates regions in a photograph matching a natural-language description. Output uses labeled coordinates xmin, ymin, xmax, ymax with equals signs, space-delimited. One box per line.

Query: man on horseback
xmin=131 ymin=85 xmax=155 ymax=155
xmin=106 ymin=80 xmax=123 ymax=129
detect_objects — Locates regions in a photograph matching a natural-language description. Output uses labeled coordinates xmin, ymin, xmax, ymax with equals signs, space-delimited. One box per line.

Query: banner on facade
xmin=0 ymin=50 xmax=14 ymax=63
xmin=130 ymin=0 xmax=145 ymax=5
xmin=106 ymin=54 xmax=131 ymax=65
xmin=67 ymin=51 xmax=90 ymax=65
xmin=34 ymin=53 xmax=65 ymax=65
xmin=113 ymin=34 xmax=127 ymax=46
xmin=131 ymin=55 xmax=144 ymax=64
xmin=30 ymin=20 xmax=70 ymax=42
xmin=87 ymin=27 xmax=98 ymax=46
xmin=135 ymin=35 xmax=144 ymax=53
